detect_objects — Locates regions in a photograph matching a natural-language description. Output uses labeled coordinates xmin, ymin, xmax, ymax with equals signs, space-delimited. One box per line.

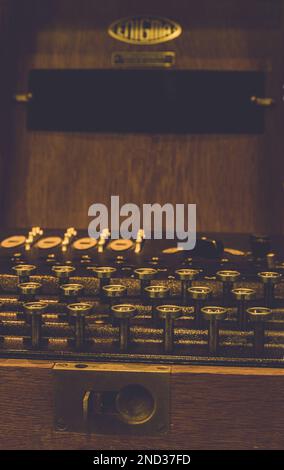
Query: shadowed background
xmin=0 ymin=0 xmax=283 ymax=233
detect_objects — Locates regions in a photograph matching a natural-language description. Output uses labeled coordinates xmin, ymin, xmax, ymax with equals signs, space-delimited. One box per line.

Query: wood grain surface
xmin=1 ymin=360 xmax=284 ymax=450
xmin=0 ymin=0 xmax=282 ymax=233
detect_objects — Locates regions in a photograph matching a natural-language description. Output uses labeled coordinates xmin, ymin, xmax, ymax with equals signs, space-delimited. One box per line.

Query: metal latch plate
xmin=53 ymin=362 xmax=170 ymax=436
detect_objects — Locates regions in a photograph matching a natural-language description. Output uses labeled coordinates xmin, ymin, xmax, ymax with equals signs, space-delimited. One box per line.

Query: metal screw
xmin=232 ymin=288 xmax=255 ymax=329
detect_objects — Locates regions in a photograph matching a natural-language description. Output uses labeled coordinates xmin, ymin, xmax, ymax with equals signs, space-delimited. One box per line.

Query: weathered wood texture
xmin=0 ymin=0 xmax=282 ymax=233
xmin=0 ymin=360 xmax=284 ymax=450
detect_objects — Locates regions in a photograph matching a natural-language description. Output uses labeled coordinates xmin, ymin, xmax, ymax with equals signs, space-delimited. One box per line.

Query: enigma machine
xmin=1 ymin=0 xmax=284 ymax=451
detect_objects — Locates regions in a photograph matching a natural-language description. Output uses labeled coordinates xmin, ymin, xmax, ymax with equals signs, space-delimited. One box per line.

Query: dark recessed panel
xmin=28 ymin=69 xmax=265 ymax=134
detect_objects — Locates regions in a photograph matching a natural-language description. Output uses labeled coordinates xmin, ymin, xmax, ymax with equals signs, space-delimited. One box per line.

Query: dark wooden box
xmin=0 ymin=0 xmax=284 ymax=450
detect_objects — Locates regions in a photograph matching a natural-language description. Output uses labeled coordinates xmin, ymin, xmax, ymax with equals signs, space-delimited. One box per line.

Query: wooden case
xmin=0 ymin=0 xmax=284 ymax=450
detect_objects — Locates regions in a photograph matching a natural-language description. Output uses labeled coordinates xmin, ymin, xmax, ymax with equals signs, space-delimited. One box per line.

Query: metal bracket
xmin=250 ymin=96 xmax=275 ymax=107
xmin=14 ymin=93 xmax=33 ymax=103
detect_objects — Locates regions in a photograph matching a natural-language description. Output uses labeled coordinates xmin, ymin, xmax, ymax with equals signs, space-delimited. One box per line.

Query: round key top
xmin=232 ymin=287 xmax=255 ymax=301
xmin=92 ymin=266 xmax=117 ymax=279
xmin=67 ymin=303 xmax=93 ymax=351
xmin=89 ymin=266 xmax=117 ymax=294
xmin=135 ymin=268 xmax=157 ymax=280
xmin=217 ymin=270 xmax=240 ymax=305
xmin=144 ymin=285 xmax=170 ymax=323
xmin=68 ymin=302 xmax=93 ymax=316
xmin=103 ymin=284 xmax=127 ymax=298
xmin=201 ymin=306 xmax=227 ymax=321
xmin=60 ymin=283 xmax=84 ymax=302
xmin=247 ymin=306 xmax=273 ymax=322
xmin=24 ymin=301 xmax=48 ymax=317
xmin=18 ymin=282 xmax=41 ymax=295
xmin=232 ymin=287 xmax=256 ymax=329
xmin=52 ymin=265 xmax=75 ymax=285
xmin=258 ymin=272 xmax=281 ymax=284
xmin=258 ymin=272 xmax=281 ymax=307
xmin=111 ymin=304 xmax=137 ymax=352
xmin=24 ymin=301 xmax=48 ymax=349
xmin=52 ymin=265 xmax=75 ymax=277
xmin=201 ymin=306 xmax=227 ymax=355
xmin=13 ymin=264 xmax=36 ymax=276
xmin=13 ymin=264 xmax=36 ymax=284
xmin=135 ymin=267 xmax=158 ymax=297
xmin=156 ymin=304 xmax=183 ymax=320
xmin=157 ymin=305 xmax=183 ymax=354
xmin=187 ymin=286 xmax=212 ymax=300
xmin=188 ymin=286 xmax=212 ymax=327
xmin=247 ymin=306 xmax=273 ymax=356
xmin=175 ymin=268 xmax=200 ymax=305
xmin=18 ymin=282 xmax=42 ymax=301
xmin=144 ymin=285 xmax=169 ymax=299
xmin=60 ymin=283 xmax=83 ymax=295
xmin=103 ymin=285 xmax=127 ymax=322
xmin=111 ymin=304 xmax=137 ymax=319
xmin=175 ymin=269 xmax=199 ymax=281
xmin=217 ymin=270 xmax=241 ymax=283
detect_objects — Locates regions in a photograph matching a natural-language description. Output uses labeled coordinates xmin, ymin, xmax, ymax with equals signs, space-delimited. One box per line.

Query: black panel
xmin=28 ymin=69 xmax=265 ymax=134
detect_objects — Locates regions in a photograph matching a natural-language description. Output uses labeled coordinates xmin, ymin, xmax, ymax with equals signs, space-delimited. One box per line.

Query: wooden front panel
xmin=0 ymin=0 xmax=283 ymax=232
xmin=1 ymin=360 xmax=284 ymax=450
